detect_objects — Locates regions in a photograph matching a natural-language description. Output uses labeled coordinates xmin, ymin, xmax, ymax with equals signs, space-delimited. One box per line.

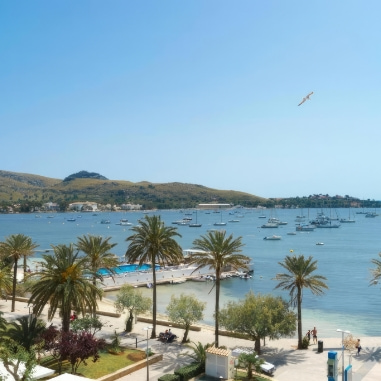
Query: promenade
xmin=1 ymin=298 xmax=380 ymax=381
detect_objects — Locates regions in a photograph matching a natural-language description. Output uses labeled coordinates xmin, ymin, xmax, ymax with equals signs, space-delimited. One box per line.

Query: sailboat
xmin=189 ymin=210 xmax=202 ymax=227
xmin=340 ymin=207 xmax=355 ymax=223
xmin=214 ymin=211 xmax=227 ymax=226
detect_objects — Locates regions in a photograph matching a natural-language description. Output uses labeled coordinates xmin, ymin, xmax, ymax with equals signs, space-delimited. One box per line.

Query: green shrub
xmin=302 ymin=336 xmax=310 ymax=349
xmin=158 ymin=374 xmax=181 ymax=381
xmin=174 ymin=362 xmax=204 ymax=381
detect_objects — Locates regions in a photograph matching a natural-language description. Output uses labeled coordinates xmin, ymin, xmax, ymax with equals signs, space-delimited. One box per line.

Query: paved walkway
xmin=2 ymin=299 xmax=380 ymax=381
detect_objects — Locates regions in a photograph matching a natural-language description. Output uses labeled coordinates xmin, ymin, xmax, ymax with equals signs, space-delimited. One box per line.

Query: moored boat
xmin=263 ymin=235 xmax=282 ymax=240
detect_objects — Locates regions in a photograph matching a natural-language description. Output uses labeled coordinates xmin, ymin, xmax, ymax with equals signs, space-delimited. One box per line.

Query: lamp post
xmin=143 ymin=326 xmax=153 ymax=381
xmin=337 ymin=329 xmax=350 ymax=381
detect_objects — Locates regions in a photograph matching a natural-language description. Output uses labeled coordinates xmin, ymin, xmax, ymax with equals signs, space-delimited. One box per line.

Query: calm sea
xmin=1 ymin=208 xmax=380 ymax=338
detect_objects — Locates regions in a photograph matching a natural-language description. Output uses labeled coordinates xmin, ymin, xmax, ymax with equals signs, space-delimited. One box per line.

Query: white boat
xmin=116 ymin=219 xmax=132 ymax=226
xmin=340 ymin=218 xmax=355 ymax=223
xmin=214 ymin=212 xmax=226 ymax=226
xmin=228 ymin=219 xmax=240 ymax=223
xmin=316 ymin=242 xmax=324 ymax=245
xmin=268 ymin=217 xmax=288 ymax=225
xmin=100 ymin=219 xmax=111 ymax=224
xmin=263 ymin=235 xmax=282 ymax=240
xmin=296 ymin=224 xmax=315 ymax=231
xmin=261 ymin=223 xmax=278 ymax=228
xmin=189 ymin=210 xmax=202 ymax=227
xmin=340 ymin=208 xmax=355 ymax=223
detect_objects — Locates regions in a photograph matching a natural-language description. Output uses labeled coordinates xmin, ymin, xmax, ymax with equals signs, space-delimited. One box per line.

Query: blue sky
xmin=1 ymin=1 xmax=381 ymax=199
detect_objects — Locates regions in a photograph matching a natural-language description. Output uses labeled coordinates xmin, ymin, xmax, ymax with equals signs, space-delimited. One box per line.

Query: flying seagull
xmin=298 ymin=91 xmax=313 ymax=106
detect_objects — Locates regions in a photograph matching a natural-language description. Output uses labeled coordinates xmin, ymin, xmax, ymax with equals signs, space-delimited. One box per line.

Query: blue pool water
xmin=98 ymin=263 xmax=159 ymax=276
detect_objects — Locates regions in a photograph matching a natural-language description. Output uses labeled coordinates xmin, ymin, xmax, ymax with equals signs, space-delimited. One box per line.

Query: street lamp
xmin=337 ymin=329 xmax=350 ymax=381
xmin=143 ymin=326 xmax=153 ymax=381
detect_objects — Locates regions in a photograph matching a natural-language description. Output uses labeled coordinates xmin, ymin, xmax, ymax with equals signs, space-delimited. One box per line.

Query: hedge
xmin=174 ymin=362 xmax=204 ymax=381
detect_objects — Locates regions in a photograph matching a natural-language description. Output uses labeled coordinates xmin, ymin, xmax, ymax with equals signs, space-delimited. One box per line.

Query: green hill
xmin=0 ymin=170 xmax=267 ymax=209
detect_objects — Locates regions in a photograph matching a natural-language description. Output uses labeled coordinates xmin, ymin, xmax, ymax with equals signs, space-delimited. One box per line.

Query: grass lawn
xmin=40 ymin=346 xmax=147 ymax=379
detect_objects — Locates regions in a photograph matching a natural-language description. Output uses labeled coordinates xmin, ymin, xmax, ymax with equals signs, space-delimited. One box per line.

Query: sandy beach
xmin=1 ymin=296 xmax=380 ymax=381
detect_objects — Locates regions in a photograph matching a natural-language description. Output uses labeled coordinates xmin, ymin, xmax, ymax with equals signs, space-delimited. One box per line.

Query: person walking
xmin=312 ymin=327 xmax=318 ymax=344
xmin=356 ymin=339 xmax=362 ymax=356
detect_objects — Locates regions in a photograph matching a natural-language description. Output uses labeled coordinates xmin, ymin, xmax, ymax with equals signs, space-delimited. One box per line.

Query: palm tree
xmin=274 ymin=254 xmax=328 ymax=349
xmin=76 ymin=234 xmax=118 ymax=307
xmin=370 ymin=252 xmax=381 ymax=286
xmin=28 ymin=244 xmax=102 ymax=332
xmin=7 ymin=315 xmax=46 ymax=351
xmin=0 ymin=234 xmax=38 ymax=312
xmin=0 ymin=262 xmax=13 ymax=301
xmin=125 ymin=215 xmax=182 ymax=338
xmin=188 ymin=230 xmax=248 ymax=347
xmin=182 ymin=341 xmax=214 ymax=371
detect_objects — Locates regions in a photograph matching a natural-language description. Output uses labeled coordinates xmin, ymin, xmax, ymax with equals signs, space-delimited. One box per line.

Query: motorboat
xmin=116 ymin=219 xmax=132 ymax=226
xmin=263 ymin=235 xmax=281 ymax=240
xmin=310 ymin=212 xmax=340 ymax=228
xmin=296 ymin=224 xmax=315 ymax=232
xmin=287 ymin=232 xmax=297 ymax=235
xmin=261 ymin=223 xmax=278 ymax=228
xmin=268 ymin=217 xmax=288 ymax=225
xmin=100 ymin=219 xmax=111 ymax=224
xmin=316 ymin=242 xmax=324 ymax=245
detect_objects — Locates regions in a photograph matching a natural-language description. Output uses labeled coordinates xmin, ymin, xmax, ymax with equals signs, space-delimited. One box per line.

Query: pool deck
xmin=101 ymin=264 xmax=226 ymax=290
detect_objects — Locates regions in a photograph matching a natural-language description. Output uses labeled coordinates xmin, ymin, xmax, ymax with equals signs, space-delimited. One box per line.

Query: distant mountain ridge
xmin=0 ymin=170 xmax=266 ymax=209
xmin=63 ymin=170 xmax=108 ymax=182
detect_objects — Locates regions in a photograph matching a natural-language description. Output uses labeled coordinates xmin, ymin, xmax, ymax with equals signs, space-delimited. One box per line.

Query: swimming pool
xmin=98 ymin=264 xmax=160 ymax=276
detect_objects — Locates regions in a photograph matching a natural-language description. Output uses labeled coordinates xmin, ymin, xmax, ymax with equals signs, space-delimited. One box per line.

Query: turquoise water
xmin=1 ymin=209 xmax=381 ymax=337
xmin=97 ymin=263 xmax=158 ymax=276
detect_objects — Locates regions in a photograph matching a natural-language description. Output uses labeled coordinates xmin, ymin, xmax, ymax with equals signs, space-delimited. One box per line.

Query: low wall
xmin=137 ymin=317 xmax=202 ymax=332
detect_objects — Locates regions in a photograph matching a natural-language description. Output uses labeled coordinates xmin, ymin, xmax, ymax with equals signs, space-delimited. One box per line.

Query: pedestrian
xmin=312 ymin=327 xmax=318 ymax=344
xmin=356 ymin=339 xmax=362 ymax=356
xmin=306 ymin=330 xmax=311 ymax=343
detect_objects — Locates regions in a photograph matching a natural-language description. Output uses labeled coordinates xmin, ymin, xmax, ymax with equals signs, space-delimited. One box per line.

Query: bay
xmin=1 ymin=208 xmax=380 ymax=338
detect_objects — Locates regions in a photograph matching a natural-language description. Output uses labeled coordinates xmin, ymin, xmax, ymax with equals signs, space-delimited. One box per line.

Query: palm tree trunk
xmin=62 ymin=305 xmax=71 ymax=333
xmin=23 ymin=255 xmax=27 ymax=281
xmin=92 ymin=276 xmax=97 ymax=318
xmin=151 ymin=267 xmax=157 ymax=338
xmin=11 ymin=259 xmax=18 ymax=312
xmin=297 ymin=287 xmax=303 ymax=349
xmin=215 ymin=269 xmax=221 ymax=347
